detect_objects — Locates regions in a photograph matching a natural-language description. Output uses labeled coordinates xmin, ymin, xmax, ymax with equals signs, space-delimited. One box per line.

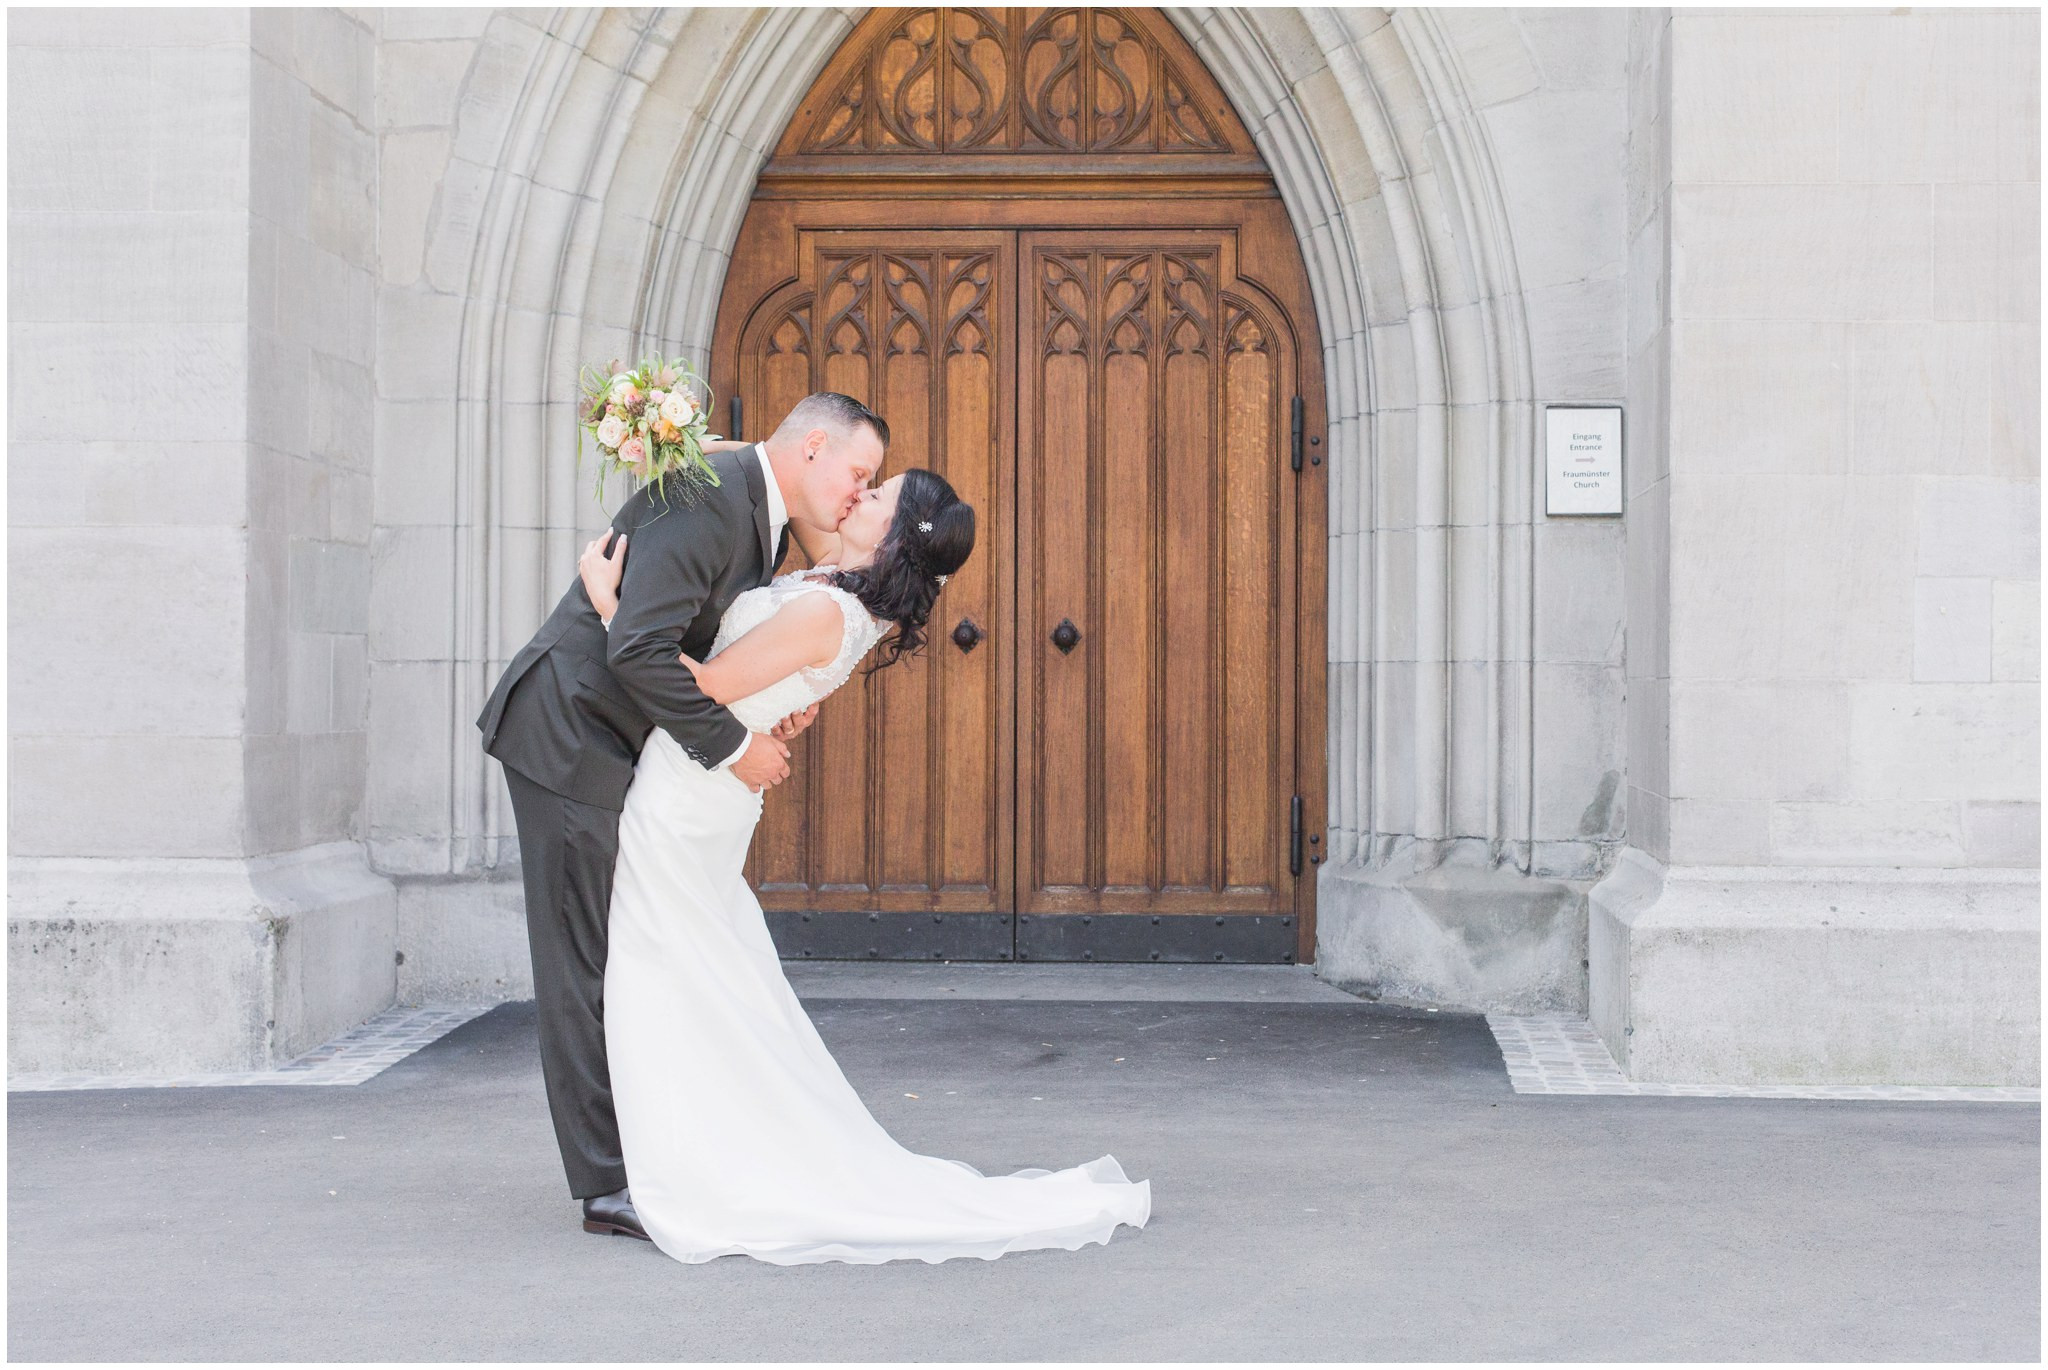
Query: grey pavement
xmin=8 ymin=965 xmax=2039 ymax=1362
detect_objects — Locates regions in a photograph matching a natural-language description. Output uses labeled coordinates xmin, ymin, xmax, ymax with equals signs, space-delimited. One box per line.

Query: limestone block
xmin=373 ymin=398 xmax=459 ymax=526
xmin=8 ymin=844 xmax=396 ymax=1073
xmin=374 ymin=286 xmax=465 ymax=402
xmin=417 ymin=153 xmax=492 ymax=295
xmin=245 ymin=528 xmax=288 ymax=734
xmin=1514 ymin=8 xmax=1625 ymax=93
xmin=1673 ymin=679 xmax=1853 ymax=807
xmin=1917 ymin=476 xmax=2041 ymax=578
xmin=1932 ymin=182 xmax=2041 ymax=325
xmin=332 ymin=469 xmax=372 ymax=545
xmin=6 ymin=441 xmax=246 ymax=529
xmin=1669 ymin=15 xmax=1842 ymax=184
xmin=1623 ymin=475 xmax=1670 ymax=680
xmin=1446 ymin=523 xmax=1495 ymax=662
xmin=9 ymin=526 xmax=245 ymax=737
xmin=1625 ymin=782 xmax=1670 ymax=867
xmin=1836 ymin=11 xmax=2039 ymax=186
xmin=1848 ymin=683 xmax=2039 ymax=802
xmin=369 ymin=525 xmax=456 ymax=662
xmin=9 ymin=7 xmax=247 ymax=47
xmin=449 ymin=24 xmax=546 ymax=167
xmin=1668 ymin=797 xmax=1769 ymax=866
xmin=378 ymin=39 xmax=478 ymax=131
xmin=284 ymin=632 xmax=335 ymax=736
xmin=1671 ymin=184 xmax=1932 ymax=323
xmin=1525 ymin=276 xmax=1626 ymax=402
xmin=1850 ymin=323 xmax=2040 ymax=479
xmin=1668 ymin=320 xmax=1849 ymax=475
xmin=1770 ymin=800 xmax=1967 ymax=867
xmin=11 ymin=322 xmax=245 ymax=443
xmin=10 ymin=735 xmax=244 ymax=858
xmin=289 ymin=537 xmax=370 ymax=634
xmin=250 ymin=52 xmax=311 ymax=239
xmin=297 ymin=7 xmax=374 ymax=120
xmin=1373 ymin=525 xmax=1418 ymax=660
xmin=243 ymin=731 xmax=365 ymax=855
xmin=1913 ymin=576 xmax=1993 ymax=682
xmin=378 ymin=130 xmax=453 ymax=287
xmin=1483 ymin=91 xmax=1627 ymax=293
xmin=381 ymin=8 xmax=496 ymax=41
xmin=1534 ymin=519 xmax=1625 ymax=664
xmin=7 ymin=210 xmax=248 ymax=326
xmin=1624 ymin=683 xmax=1670 ymax=815
xmin=396 ymin=873 xmax=535 ymax=1003
xmin=309 ymin=351 xmax=373 ymax=470
xmin=1315 ymin=843 xmax=1590 ymax=1014
xmin=368 ymin=660 xmax=455 ymax=848
xmin=1964 ymin=800 xmax=2042 ymax=867
xmin=1534 ymin=661 xmax=1626 ymax=842
xmin=1340 ymin=200 xmax=1405 ymax=333
xmin=8 ymin=49 xmax=155 ymax=212
xmin=246 ymin=329 xmax=312 ymax=457
xmin=1590 ymin=848 xmax=2039 ymax=1085
xmin=309 ymin=98 xmax=376 ymax=270
xmin=1670 ymin=474 xmax=1914 ymax=683
xmin=1991 ymin=579 xmax=2040 ymax=681
xmin=1445 ymin=658 xmax=1491 ymax=838
xmin=1371 ymin=660 xmax=1419 ymax=834
xmin=1432 ymin=8 xmax=1542 ymax=109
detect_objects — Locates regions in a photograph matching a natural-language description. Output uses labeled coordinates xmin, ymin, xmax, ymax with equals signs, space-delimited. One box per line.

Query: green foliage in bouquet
xmin=576 ymin=354 xmax=722 ymax=512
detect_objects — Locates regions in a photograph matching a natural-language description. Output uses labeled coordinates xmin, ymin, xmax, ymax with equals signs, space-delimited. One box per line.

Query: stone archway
xmin=398 ymin=6 xmax=1565 ymax=1006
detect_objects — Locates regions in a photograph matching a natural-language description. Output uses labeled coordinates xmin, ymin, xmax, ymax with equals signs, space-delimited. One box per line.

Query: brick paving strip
xmin=1487 ymin=1012 xmax=2043 ymax=1102
xmin=7 ymin=1005 xmax=493 ymax=1092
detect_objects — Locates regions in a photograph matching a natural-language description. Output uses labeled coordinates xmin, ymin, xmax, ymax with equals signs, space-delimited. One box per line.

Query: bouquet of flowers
xmin=577 ymin=354 xmax=720 ymax=506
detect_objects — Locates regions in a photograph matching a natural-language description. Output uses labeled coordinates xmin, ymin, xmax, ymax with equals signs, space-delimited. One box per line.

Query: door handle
xmin=1050 ymin=618 xmax=1081 ymax=654
xmin=951 ymin=617 xmax=985 ymax=653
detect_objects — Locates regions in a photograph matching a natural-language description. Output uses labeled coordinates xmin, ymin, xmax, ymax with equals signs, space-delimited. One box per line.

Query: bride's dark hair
xmin=827 ymin=467 xmax=976 ymax=674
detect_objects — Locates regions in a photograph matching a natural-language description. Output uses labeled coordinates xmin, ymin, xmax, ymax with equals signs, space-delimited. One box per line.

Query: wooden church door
xmin=709 ymin=7 xmax=1327 ymax=963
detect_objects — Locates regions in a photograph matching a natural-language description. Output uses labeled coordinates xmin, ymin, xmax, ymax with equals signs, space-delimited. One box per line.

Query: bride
xmin=577 ymin=465 xmax=1152 ymax=1266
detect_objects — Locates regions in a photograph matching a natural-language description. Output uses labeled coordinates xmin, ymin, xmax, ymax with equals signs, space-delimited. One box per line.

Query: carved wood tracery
xmin=777 ymin=7 xmax=1259 ymax=166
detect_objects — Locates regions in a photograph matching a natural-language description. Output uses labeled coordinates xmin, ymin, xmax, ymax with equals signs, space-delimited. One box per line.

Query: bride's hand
xmin=579 ymin=530 xmax=626 ymax=623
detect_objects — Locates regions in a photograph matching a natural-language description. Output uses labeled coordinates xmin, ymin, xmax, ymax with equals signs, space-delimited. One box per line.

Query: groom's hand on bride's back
xmin=729 ymin=730 xmax=792 ymax=793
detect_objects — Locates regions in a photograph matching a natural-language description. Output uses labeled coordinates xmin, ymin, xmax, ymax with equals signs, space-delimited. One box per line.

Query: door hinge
xmin=730 ymin=395 xmax=744 ymax=442
xmin=1289 ymin=794 xmax=1305 ymax=876
xmin=1290 ymin=395 xmax=1304 ymax=473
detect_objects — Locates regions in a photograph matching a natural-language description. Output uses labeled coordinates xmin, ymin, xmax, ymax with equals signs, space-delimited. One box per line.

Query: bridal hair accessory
xmin=917 ymin=520 xmax=934 ymax=533
xmin=576 ymin=353 xmax=720 ymax=509
xmin=935 ymin=573 xmax=949 ymax=586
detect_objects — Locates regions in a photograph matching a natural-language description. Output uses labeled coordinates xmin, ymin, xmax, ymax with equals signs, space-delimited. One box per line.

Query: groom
xmin=476 ymin=391 xmax=889 ymax=1238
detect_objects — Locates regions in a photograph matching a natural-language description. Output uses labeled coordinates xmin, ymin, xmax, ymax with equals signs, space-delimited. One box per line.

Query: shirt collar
xmin=753 ymin=442 xmax=787 ymax=534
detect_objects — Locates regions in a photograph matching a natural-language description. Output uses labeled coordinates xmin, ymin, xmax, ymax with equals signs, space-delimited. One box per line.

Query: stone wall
xmin=8 ymin=8 xmax=394 ymax=1073
xmin=1591 ymin=7 xmax=2040 ymax=1086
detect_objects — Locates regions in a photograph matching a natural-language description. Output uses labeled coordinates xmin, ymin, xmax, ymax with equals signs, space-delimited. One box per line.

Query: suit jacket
xmin=476 ymin=444 xmax=790 ymax=810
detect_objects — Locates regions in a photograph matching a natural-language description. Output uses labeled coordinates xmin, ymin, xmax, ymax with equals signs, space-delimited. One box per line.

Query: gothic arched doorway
xmin=711 ymin=6 xmax=1328 ymax=963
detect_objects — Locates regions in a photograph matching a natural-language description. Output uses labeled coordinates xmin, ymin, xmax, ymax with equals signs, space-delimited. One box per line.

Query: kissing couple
xmin=477 ymin=391 xmax=1151 ymax=1265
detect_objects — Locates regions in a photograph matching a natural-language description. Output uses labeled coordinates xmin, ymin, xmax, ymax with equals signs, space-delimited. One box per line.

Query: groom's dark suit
xmin=477 ymin=444 xmax=788 ymax=1198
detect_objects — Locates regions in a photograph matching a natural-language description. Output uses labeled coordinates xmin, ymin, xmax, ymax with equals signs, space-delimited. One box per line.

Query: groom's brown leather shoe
xmin=582 ymin=1186 xmax=651 ymax=1240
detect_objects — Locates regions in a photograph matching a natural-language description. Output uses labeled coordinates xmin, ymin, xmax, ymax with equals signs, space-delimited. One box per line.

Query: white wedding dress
xmin=603 ymin=567 xmax=1152 ymax=1265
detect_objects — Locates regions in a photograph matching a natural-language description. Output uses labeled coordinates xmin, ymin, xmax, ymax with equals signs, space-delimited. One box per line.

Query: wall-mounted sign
xmin=1545 ymin=406 xmax=1623 ymax=516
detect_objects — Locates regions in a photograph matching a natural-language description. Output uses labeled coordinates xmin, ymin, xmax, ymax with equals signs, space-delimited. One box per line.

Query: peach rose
xmin=596 ymin=414 xmax=627 ymax=449
xmin=619 ymin=436 xmax=647 ymax=468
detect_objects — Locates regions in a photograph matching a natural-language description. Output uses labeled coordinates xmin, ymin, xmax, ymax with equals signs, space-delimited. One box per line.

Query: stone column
xmin=1596 ymin=9 xmax=2040 ymax=1085
xmin=8 ymin=9 xmax=394 ymax=1073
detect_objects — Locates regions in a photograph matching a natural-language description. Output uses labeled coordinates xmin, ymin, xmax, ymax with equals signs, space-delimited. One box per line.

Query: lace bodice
xmin=709 ymin=567 xmax=887 ymax=733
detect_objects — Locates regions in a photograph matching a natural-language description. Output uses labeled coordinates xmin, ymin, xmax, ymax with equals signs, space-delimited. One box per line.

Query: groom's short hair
xmin=776 ymin=391 xmax=889 ymax=449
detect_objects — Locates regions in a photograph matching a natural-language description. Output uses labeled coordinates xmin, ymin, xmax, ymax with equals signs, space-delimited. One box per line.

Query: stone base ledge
xmin=1589 ymin=847 xmax=2040 ymax=1087
xmin=1313 ymin=841 xmax=1594 ymax=1014
xmin=8 ymin=844 xmax=396 ymax=1074
xmin=394 ymin=871 xmax=533 ymax=1005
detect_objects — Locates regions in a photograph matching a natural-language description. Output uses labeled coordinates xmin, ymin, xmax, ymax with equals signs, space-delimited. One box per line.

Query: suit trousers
xmin=503 ymin=764 xmax=629 ymax=1200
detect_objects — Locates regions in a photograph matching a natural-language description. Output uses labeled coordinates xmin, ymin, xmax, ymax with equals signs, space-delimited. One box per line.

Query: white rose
xmin=658 ymin=391 xmax=696 ymax=428
xmin=596 ymin=414 xmax=627 ymax=449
